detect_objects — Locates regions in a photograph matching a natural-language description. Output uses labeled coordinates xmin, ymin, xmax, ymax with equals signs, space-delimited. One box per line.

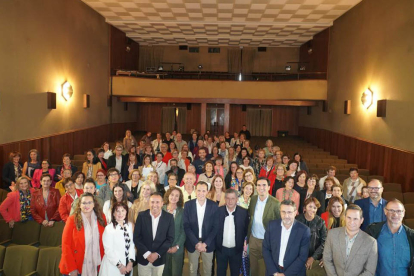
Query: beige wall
xmin=143 ymin=45 xmax=299 ymax=72
xmin=0 ymin=0 xmax=137 ymax=144
xmin=299 ymin=0 xmax=414 ymax=152
xmin=112 ymin=77 xmax=327 ymax=101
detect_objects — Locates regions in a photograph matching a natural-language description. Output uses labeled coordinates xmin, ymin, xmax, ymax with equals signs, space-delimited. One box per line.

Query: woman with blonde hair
xmin=321 ymin=196 xmax=346 ymax=230
xmin=60 ymin=192 xmax=106 ymax=276
xmin=131 ymin=180 xmax=156 ymax=223
xmin=125 ymin=169 xmax=142 ymax=199
xmin=238 ymin=182 xmax=254 ymax=209
xmin=123 ymin=129 xmax=137 ymax=152
xmin=207 ymin=175 xmax=226 ymax=206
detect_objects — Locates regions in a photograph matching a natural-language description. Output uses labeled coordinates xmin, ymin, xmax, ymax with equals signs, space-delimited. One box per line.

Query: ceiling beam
xmin=117 ymin=96 xmax=318 ymax=106
xmin=126 ymin=34 xmax=312 ymax=41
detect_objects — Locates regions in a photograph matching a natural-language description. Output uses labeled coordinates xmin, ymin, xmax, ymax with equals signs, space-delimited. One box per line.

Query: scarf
xmin=119 ymin=223 xmax=131 ymax=260
xmin=60 ymin=164 xmax=72 ymax=177
xmin=282 ymin=189 xmax=293 ymax=201
xmin=14 ymin=163 xmax=22 ymax=181
xmin=20 ymin=190 xmax=32 ymax=222
xmin=81 ymin=212 xmax=101 ymax=275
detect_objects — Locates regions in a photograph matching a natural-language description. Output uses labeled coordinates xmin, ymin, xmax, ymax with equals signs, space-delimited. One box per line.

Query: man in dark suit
xmin=216 ymin=189 xmax=249 ymax=276
xmin=164 ymin=159 xmax=185 ymax=187
xmin=183 ymin=181 xmax=219 ymax=276
xmin=107 ymin=145 xmax=127 ymax=179
xmin=134 ymin=192 xmax=175 ymax=276
xmin=262 ymin=200 xmax=311 ymax=276
xmin=354 ymin=179 xmax=387 ymax=231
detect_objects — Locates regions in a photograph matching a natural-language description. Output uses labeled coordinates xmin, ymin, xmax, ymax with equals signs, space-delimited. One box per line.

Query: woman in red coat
xmin=30 ymin=174 xmax=61 ymax=226
xmin=60 ymin=193 xmax=106 ymax=276
xmin=58 ymin=178 xmax=83 ymax=222
xmin=0 ymin=176 xmax=34 ymax=227
xmin=258 ymin=156 xmax=276 ymax=193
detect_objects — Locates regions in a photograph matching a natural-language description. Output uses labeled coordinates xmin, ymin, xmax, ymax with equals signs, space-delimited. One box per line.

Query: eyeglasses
xmin=385 ymin=208 xmax=404 ymax=215
xmin=367 ymin=187 xmax=382 ymax=191
xmin=109 ymin=173 xmax=119 ymax=177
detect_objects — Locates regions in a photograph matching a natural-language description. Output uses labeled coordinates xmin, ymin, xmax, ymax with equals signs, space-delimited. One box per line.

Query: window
xmin=208 ymin=47 xmax=220 ymax=53
xmin=189 ymin=47 xmax=199 ymax=53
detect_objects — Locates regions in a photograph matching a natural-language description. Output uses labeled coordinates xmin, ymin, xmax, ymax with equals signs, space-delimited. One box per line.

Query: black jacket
xmin=296 ymin=214 xmax=327 ymax=261
xmin=121 ymin=163 xmax=139 ymax=183
xmin=165 ymin=168 xmax=185 ymax=185
xmin=215 ymin=205 xmax=249 ymax=252
xmin=367 ymin=221 xmax=414 ymax=276
xmin=107 ymin=155 xmax=127 ymax=173
xmin=299 ymin=190 xmax=325 ymax=216
xmin=2 ymin=162 xmax=23 ymax=189
xmin=134 ymin=209 xmax=175 ymax=266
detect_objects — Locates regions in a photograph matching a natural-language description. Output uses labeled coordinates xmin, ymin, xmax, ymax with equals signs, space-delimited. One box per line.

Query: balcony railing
xmin=114 ymin=70 xmax=327 ymax=81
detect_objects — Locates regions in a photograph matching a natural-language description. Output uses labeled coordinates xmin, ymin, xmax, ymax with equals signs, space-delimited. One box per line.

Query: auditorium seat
xmin=308 ymin=163 xmax=318 ymax=169
xmin=0 ymin=245 xmax=38 ymax=276
xmin=339 ymin=169 xmax=349 ymax=175
xmin=309 ymin=168 xmax=325 ymax=175
xmin=0 ymin=245 xmax=4 ymax=269
xmin=404 ymin=219 xmax=414 ymax=229
xmin=382 ymin=192 xmax=404 ymax=203
xmin=403 ymin=193 xmax=414 ymax=204
xmin=360 ymin=175 xmax=368 ymax=182
xmin=36 ymin=222 xmax=64 ymax=248
xmin=0 ymin=221 xmax=12 ymax=244
xmin=35 ymin=247 xmax=62 ymax=275
xmin=73 ymin=154 xmax=86 ymax=161
xmin=344 ymin=164 xmax=358 ymax=169
xmin=0 ymin=189 xmax=8 ymax=205
xmin=383 ymin=183 xmax=402 ymax=193
xmin=0 ymin=221 xmax=40 ymax=246
xmin=404 ymin=204 xmax=414 ymax=219
xmin=368 ymin=175 xmax=385 ymax=182
xmin=336 ymin=175 xmax=348 ymax=183
xmin=358 ymin=169 xmax=370 ymax=176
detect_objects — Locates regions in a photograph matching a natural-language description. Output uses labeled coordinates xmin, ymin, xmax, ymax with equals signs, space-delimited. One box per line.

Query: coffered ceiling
xmin=82 ymin=0 xmax=362 ymax=47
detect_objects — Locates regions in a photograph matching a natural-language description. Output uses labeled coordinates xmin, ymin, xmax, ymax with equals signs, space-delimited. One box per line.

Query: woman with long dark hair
xmin=82 ymin=149 xmax=102 ymax=181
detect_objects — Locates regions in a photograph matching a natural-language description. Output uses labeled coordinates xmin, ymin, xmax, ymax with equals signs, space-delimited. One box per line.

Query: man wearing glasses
xmin=367 ymin=199 xmax=414 ymax=276
xmin=262 ymin=200 xmax=310 ymax=276
xmin=355 ymin=179 xmax=387 ymax=231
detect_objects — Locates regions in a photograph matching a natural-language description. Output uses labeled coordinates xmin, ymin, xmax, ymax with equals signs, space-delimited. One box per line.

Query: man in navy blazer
xmin=354 ymin=179 xmax=387 ymax=231
xmin=215 ymin=189 xmax=250 ymax=276
xmin=262 ymin=200 xmax=310 ymax=276
xmin=183 ymin=181 xmax=219 ymax=276
xmin=134 ymin=192 xmax=175 ymax=275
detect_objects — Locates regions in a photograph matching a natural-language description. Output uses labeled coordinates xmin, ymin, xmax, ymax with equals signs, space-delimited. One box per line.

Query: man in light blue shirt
xmin=367 ymin=199 xmax=414 ymax=276
xmin=247 ymin=177 xmax=280 ymax=276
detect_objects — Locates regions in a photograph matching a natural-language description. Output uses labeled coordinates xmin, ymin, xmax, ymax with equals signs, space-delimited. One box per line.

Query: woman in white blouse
xmin=99 ymin=202 xmax=135 ymax=276
xmin=102 ymin=184 xmax=133 ymax=224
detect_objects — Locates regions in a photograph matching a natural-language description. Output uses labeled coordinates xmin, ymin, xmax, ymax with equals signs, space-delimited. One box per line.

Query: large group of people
xmin=1 ymin=128 xmax=413 ymax=276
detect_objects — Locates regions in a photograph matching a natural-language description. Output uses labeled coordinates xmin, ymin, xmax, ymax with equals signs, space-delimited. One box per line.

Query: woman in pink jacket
xmin=31 ymin=159 xmax=56 ymax=188
xmin=0 ymin=176 xmax=34 ymax=228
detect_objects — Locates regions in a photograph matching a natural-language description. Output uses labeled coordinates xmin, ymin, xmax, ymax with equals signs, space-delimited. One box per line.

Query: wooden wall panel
xmin=229 ymin=105 xmax=247 ymax=135
xmin=299 ymin=126 xmax=414 ymax=192
xmin=110 ymin=26 xmax=139 ymax=73
xmin=299 ymin=28 xmax=329 ymax=73
xmin=0 ymin=122 xmax=138 ymax=187
xmin=186 ymin=104 xmax=201 ymax=134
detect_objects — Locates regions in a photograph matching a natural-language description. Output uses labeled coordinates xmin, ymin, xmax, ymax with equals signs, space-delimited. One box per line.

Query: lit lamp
xmin=361 ymin=88 xmax=373 ymax=109
xmin=62 ymin=81 xmax=73 ymax=101
xmin=285 ymin=65 xmax=291 ymax=71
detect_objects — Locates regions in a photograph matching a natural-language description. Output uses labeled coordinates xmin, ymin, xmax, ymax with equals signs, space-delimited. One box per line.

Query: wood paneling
xmin=186 ymin=104 xmax=201 ymax=134
xmin=0 ymin=122 xmax=138 ymax=185
xmin=110 ymin=26 xmax=139 ymax=73
xmin=299 ymin=126 xmax=414 ymax=192
xmin=299 ymin=28 xmax=330 ymax=73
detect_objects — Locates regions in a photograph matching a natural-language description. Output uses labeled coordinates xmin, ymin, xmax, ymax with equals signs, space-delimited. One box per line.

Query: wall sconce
xmin=285 ymin=65 xmax=291 ymax=71
xmin=299 ymin=65 xmax=306 ymax=71
xmin=62 ymin=81 xmax=73 ymax=101
xmin=361 ymin=88 xmax=373 ymax=109
xmin=198 ymin=64 xmax=203 ymax=70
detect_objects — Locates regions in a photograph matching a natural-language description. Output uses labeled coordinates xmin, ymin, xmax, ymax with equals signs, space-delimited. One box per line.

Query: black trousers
xmin=216 ymin=247 xmax=243 ymax=276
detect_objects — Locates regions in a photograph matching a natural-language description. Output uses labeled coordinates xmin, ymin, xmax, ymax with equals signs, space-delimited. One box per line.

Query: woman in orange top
xmin=30 ymin=174 xmax=61 ymax=226
xmin=320 ymin=196 xmax=346 ymax=230
xmin=0 ymin=176 xmax=35 ymax=227
xmin=58 ymin=178 xmax=83 ymax=222
xmin=60 ymin=192 xmax=106 ymax=276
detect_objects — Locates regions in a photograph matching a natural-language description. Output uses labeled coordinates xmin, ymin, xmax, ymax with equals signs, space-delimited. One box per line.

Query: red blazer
xmin=60 ymin=214 xmax=106 ymax=274
xmin=321 ymin=211 xmax=329 ymax=229
xmin=162 ymin=151 xmax=173 ymax=164
xmin=0 ymin=189 xmax=35 ymax=223
xmin=31 ymin=169 xmax=56 ymax=188
xmin=30 ymin=188 xmax=61 ymax=223
xmin=259 ymin=166 xmax=277 ymax=194
xmin=58 ymin=190 xmax=83 ymax=222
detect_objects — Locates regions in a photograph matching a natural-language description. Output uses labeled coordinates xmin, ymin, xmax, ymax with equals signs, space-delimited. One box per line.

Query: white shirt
xmin=143 ymin=211 xmax=161 ymax=259
xmin=115 ymin=155 xmax=122 ymax=173
xmin=278 ymin=221 xmax=293 ymax=267
xmin=251 ymin=195 xmax=268 ymax=239
xmin=152 ymin=161 xmax=167 ymax=184
xmin=103 ymin=150 xmax=113 ymax=159
xmin=196 ymin=200 xmax=207 ymax=238
xmin=222 ymin=207 xmax=236 ymax=248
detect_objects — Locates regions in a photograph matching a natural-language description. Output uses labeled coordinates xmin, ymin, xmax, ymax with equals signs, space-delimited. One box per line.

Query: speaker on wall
xmin=242 ymin=105 xmax=247 ymax=112
xmin=47 ymin=92 xmax=56 ymax=109
xmin=187 ymin=103 xmax=192 ymax=110
xmin=344 ymin=100 xmax=351 ymax=115
xmin=377 ymin=100 xmax=387 ymax=117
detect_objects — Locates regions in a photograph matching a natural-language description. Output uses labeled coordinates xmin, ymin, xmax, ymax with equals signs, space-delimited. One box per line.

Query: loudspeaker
xmin=344 ymin=100 xmax=351 ymax=115
xmin=258 ymin=47 xmax=267 ymax=52
xmin=242 ymin=105 xmax=247 ymax=112
xmin=187 ymin=103 xmax=191 ymax=110
xmin=377 ymin=100 xmax=387 ymax=117
xmin=83 ymin=94 xmax=90 ymax=109
xmin=179 ymin=45 xmax=188 ymax=50
xmin=47 ymin=92 xmax=56 ymax=109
